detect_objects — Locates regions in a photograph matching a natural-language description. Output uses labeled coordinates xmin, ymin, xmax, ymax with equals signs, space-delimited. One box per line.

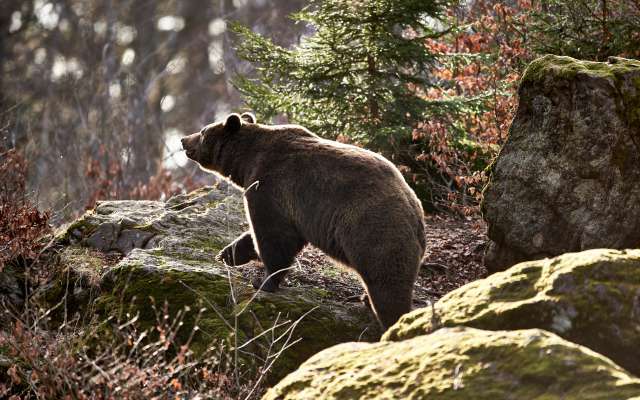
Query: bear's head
xmin=181 ymin=112 xmax=255 ymax=172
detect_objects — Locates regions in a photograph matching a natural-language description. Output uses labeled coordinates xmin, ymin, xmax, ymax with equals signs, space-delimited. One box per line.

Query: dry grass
xmin=0 ymin=147 xmax=51 ymax=272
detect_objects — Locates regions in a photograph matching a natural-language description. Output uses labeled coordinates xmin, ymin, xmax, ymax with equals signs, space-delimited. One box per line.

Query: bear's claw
xmin=217 ymin=247 xmax=233 ymax=265
xmin=252 ymin=276 xmax=278 ymax=292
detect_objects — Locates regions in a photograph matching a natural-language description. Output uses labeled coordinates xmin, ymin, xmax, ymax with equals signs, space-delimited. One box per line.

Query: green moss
xmin=265 ymin=328 xmax=640 ymax=400
xmin=144 ymin=232 xmax=227 ymax=263
xmin=486 ymin=265 xmax=542 ymax=302
xmin=54 ymin=212 xmax=98 ymax=243
xmin=185 ymin=236 xmax=227 ymax=254
xmin=383 ymin=249 xmax=640 ymax=376
xmin=96 ymin=263 xmax=236 ymax=355
xmin=94 ymin=255 xmax=377 ymax=383
xmin=308 ymin=287 xmax=332 ymax=299
xmin=521 ymin=54 xmax=640 ymax=84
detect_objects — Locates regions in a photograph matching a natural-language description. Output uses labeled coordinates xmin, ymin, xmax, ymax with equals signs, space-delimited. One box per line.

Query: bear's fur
xmin=181 ymin=113 xmax=426 ymax=328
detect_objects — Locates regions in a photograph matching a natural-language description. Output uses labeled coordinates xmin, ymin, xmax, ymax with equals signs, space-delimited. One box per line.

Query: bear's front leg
xmin=244 ymin=193 xmax=307 ymax=292
xmin=217 ymin=231 xmax=259 ymax=266
xmin=249 ymin=233 xmax=305 ymax=292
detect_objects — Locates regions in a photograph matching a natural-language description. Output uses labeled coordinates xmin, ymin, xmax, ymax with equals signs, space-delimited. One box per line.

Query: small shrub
xmin=0 ymin=298 xmax=262 ymax=399
xmin=0 ymin=147 xmax=51 ymax=271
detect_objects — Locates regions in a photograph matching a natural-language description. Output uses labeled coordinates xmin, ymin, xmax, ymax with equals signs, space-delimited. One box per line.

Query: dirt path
xmin=414 ymin=214 xmax=487 ymax=306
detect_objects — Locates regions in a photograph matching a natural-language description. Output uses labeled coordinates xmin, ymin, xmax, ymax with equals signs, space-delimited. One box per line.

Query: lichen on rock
xmin=264 ymin=327 xmax=640 ymax=400
xmin=383 ymin=248 xmax=640 ymax=376
xmin=482 ymin=54 xmax=640 ymax=272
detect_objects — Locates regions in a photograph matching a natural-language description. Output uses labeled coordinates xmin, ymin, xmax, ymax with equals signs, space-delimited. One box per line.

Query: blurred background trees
xmin=0 ymin=0 xmax=306 ymax=222
xmin=1 ymin=0 xmax=639 ymax=221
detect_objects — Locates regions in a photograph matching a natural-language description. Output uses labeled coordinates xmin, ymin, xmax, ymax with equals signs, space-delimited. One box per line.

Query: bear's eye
xmin=200 ymin=127 xmax=209 ymax=142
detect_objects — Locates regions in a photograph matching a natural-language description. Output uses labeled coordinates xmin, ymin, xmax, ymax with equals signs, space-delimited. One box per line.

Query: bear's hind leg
xmin=362 ymin=277 xmax=414 ymax=329
xmin=218 ymin=231 xmax=259 ymax=266
xmin=343 ymin=224 xmax=423 ymax=329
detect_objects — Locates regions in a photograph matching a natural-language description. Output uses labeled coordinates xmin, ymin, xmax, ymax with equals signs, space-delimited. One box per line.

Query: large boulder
xmin=52 ymin=185 xmax=379 ymax=381
xmin=264 ymin=327 xmax=640 ymax=400
xmin=482 ymin=55 xmax=640 ymax=272
xmin=383 ymin=249 xmax=640 ymax=376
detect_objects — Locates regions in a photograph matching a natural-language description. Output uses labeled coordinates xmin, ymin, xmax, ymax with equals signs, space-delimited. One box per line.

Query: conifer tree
xmin=526 ymin=0 xmax=640 ymax=61
xmin=232 ymin=0 xmax=468 ymax=150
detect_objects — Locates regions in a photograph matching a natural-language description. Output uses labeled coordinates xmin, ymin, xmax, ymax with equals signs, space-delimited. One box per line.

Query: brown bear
xmin=181 ymin=113 xmax=426 ymax=328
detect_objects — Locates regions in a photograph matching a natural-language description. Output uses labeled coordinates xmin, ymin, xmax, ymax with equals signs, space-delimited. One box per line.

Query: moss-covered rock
xmin=40 ymin=247 xmax=106 ymax=319
xmin=97 ymin=249 xmax=374 ymax=381
xmin=521 ymin=54 xmax=640 ymax=84
xmin=51 ymin=185 xmax=379 ymax=382
xmin=483 ymin=55 xmax=640 ymax=272
xmin=264 ymin=327 xmax=640 ymax=400
xmin=57 ymin=185 xmax=244 ymax=256
xmin=384 ymin=249 xmax=640 ymax=376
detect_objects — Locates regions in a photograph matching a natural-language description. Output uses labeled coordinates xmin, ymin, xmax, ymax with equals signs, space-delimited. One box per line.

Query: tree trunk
xmin=128 ymin=1 xmax=163 ymax=187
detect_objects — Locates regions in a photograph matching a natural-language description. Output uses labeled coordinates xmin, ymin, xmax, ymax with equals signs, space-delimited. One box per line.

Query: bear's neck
xmin=217 ymin=131 xmax=261 ymax=188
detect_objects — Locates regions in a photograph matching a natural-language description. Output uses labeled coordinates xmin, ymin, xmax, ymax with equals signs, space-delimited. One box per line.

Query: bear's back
xmin=250 ymin=124 xmax=416 ymax=203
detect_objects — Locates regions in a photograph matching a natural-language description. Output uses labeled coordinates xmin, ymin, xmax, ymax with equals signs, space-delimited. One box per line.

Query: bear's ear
xmin=240 ymin=112 xmax=256 ymax=124
xmin=224 ymin=113 xmax=242 ymax=133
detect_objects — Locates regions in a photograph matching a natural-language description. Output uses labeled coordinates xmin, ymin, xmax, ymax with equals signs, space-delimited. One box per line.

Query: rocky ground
xmin=237 ymin=214 xmax=488 ymax=309
xmin=4 ymin=182 xmax=640 ymax=398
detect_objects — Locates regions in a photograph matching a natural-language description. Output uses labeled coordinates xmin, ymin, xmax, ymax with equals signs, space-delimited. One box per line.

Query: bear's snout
xmin=181 ymin=132 xmax=200 ymax=160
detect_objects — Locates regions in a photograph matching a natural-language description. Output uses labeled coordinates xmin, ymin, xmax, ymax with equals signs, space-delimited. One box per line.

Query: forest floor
xmin=238 ymin=214 xmax=489 ymax=308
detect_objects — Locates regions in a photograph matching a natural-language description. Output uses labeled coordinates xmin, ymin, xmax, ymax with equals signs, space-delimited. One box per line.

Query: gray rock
xmin=482 ymin=55 xmax=640 ymax=272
